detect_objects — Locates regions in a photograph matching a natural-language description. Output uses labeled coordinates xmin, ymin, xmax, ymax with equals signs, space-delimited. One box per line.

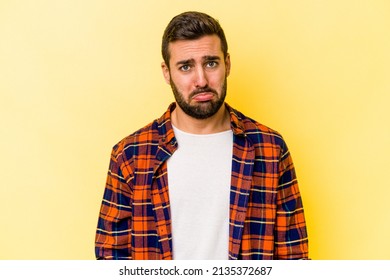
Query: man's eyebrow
xmin=204 ymin=55 xmax=221 ymax=61
xmin=176 ymin=59 xmax=194 ymax=66
xmin=175 ymin=56 xmax=221 ymax=67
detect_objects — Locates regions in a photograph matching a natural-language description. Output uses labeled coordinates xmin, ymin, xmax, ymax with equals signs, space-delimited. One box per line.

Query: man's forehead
xmin=168 ymin=35 xmax=223 ymax=61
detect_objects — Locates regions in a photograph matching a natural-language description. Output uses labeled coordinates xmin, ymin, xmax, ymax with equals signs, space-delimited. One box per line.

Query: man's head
xmin=161 ymin=12 xmax=230 ymax=120
xmin=162 ymin=11 xmax=228 ymax=67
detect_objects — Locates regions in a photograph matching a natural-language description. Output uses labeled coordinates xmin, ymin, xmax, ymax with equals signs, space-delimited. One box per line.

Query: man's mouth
xmin=192 ymin=92 xmax=215 ymax=102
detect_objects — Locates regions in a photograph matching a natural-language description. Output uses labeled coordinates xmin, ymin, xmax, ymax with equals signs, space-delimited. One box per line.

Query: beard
xmin=170 ymin=78 xmax=227 ymax=120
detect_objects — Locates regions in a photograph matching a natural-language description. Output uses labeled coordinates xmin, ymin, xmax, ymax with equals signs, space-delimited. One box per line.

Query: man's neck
xmin=171 ymin=103 xmax=231 ymax=135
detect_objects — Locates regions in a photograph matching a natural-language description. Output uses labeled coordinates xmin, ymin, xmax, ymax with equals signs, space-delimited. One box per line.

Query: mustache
xmin=189 ymin=87 xmax=218 ymax=98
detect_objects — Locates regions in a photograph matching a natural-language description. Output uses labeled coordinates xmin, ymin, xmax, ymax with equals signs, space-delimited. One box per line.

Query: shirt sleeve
xmin=95 ymin=148 xmax=133 ymax=260
xmin=274 ymin=142 xmax=309 ymax=259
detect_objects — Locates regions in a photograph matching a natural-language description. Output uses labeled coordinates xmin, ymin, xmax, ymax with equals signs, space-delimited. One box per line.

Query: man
xmin=95 ymin=11 xmax=308 ymax=260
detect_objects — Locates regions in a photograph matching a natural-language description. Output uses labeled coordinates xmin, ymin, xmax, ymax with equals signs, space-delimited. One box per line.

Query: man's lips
xmin=191 ymin=91 xmax=215 ymax=102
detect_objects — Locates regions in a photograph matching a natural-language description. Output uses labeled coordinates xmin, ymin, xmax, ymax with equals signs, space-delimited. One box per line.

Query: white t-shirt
xmin=167 ymin=125 xmax=233 ymax=260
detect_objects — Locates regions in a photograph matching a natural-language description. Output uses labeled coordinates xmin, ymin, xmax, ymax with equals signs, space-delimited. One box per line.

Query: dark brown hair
xmin=161 ymin=11 xmax=228 ymax=67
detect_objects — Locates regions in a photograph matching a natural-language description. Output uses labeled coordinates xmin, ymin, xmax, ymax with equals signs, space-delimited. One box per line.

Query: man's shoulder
xmin=111 ymin=118 xmax=161 ymax=158
xmin=232 ymin=107 xmax=284 ymax=144
xmin=109 ymin=103 xmax=173 ymax=160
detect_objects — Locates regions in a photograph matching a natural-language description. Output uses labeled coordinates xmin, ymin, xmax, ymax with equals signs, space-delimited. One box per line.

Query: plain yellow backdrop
xmin=1 ymin=0 xmax=389 ymax=260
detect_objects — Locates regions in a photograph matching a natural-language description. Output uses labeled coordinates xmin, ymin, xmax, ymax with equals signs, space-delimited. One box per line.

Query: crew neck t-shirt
xmin=167 ymin=125 xmax=233 ymax=260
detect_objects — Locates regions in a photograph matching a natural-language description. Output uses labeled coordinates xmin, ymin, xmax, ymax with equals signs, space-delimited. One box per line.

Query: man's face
xmin=162 ymin=35 xmax=231 ymax=119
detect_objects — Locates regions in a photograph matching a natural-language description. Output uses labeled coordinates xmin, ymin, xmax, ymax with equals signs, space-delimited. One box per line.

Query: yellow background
xmin=1 ymin=0 xmax=389 ymax=260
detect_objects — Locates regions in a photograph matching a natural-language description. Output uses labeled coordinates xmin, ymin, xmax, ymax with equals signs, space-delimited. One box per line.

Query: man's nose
xmin=194 ymin=67 xmax=208 ymax=88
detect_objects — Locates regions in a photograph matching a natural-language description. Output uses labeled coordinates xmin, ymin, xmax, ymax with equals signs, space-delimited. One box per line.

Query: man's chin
xmin=181 ymin=102 xmax=222 ymax=120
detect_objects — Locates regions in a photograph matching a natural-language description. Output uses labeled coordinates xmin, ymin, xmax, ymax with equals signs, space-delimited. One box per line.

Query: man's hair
xmin=162 ymin=11 xmax=228 ymax=67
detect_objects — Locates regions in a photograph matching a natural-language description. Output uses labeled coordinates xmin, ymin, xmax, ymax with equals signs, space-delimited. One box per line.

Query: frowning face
xmin=162 ymin=35 xmax=231 ymax=119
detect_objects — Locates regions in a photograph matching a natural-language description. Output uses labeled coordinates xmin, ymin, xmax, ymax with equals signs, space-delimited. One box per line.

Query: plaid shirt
xmin=95 ymin=103 xmax=308 ymax=260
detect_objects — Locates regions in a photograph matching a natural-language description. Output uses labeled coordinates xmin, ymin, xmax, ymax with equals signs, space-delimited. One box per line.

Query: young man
xmin=95 ymin=11 xmax=309 ymax=260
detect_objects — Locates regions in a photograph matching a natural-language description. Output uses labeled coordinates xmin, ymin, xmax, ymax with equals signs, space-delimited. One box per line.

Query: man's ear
xmin=161 ymin=62 xmax=171 ymax=85
xmin=225 ymin=53 xmax=231 ymax=77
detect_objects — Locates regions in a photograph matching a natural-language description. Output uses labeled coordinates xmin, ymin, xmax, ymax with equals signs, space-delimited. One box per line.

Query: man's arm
xmin=95 ymin=149 xmax=133 ymax=260
xmin=274 ymin=143 xmax=309 ymax=259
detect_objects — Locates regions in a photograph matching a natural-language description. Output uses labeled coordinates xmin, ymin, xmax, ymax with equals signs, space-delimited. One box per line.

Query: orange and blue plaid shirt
xmin=95 ymin=103 xmax=308 ymax=260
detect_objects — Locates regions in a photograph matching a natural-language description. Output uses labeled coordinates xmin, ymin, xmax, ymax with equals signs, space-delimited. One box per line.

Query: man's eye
xmin=206 ymin=61 xmax=218 ymax=68
xmin=180 ymin=65 xmax=191 ymax=71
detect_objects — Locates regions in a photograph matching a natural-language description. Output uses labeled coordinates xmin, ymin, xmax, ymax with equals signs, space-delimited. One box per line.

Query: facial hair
xmin=170 ymin=78 xmax=227 ymax=120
